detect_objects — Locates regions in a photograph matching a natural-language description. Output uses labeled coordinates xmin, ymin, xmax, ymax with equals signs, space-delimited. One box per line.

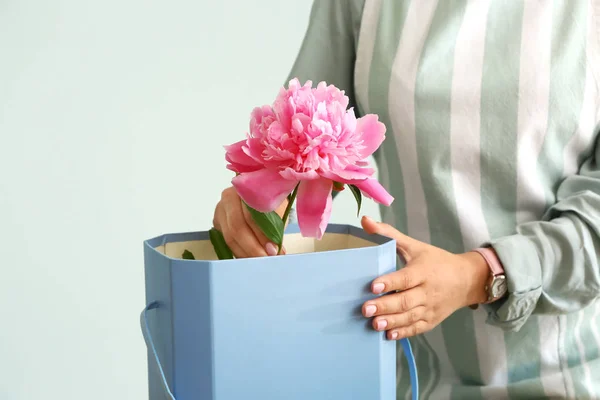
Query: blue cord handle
xmin=401 ymin=335 xmax=419 ymax=400
xmin=141 ymin=302 xmax=418 ymax=400
xmin=141 ymin=302 xmax=176 ymax=400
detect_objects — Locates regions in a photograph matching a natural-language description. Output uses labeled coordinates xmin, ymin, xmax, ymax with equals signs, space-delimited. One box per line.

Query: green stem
xmin=279 ymin=184 xmax=299 ymax=254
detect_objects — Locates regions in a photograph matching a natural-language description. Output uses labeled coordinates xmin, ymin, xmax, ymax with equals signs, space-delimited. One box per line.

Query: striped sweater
xmin=287 ymin=1 xmax=600 ymax=399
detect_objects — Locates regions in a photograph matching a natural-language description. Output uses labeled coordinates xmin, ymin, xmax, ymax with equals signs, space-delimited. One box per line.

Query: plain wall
xmin=0 ymin=1 xmax=380 ymax=399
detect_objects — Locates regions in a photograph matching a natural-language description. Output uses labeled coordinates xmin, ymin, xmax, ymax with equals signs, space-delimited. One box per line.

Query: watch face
xmin=491 ymin=276 xmax=507 ymax=298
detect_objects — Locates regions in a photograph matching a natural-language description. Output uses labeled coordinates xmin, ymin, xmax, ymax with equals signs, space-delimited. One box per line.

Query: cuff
xmin=484 ymin=233 xmax=543 ymax=332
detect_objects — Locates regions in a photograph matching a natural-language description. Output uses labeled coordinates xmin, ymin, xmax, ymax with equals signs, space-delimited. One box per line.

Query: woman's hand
xmin=213 ymin=187 xmax=288 ymax=258
xmin=361 ymin=216 xmax=490 ymax=340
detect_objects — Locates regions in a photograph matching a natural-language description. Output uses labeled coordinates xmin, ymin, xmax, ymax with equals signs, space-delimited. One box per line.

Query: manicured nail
xmin=390 ymin=331 xmax=399 ymax=340
xmin=372 ymin=282 xmax=385 ymax=294
xmin=375 ymin=320 xmax=388 ymax=330
xmin=364 ymin=304 xmax=377 ymax=318
xmin=265 ymin=242 xmax=278 ymax=256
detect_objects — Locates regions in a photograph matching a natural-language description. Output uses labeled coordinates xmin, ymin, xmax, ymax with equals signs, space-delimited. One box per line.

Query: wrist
xmin=461 ymin=251 xmax=490 ymax=307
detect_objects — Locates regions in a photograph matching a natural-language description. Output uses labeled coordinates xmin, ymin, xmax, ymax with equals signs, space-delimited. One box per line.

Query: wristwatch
xmin=473 ymin=247 xmax=508 ymax=304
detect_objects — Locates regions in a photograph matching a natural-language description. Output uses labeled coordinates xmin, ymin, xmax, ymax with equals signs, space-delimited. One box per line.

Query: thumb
xmin=361 ymin=216 xmax=423 ymax=260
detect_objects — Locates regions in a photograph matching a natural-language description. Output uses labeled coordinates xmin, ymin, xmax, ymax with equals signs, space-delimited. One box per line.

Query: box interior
xmin=155 ymin=232 xmax=377 ymax=260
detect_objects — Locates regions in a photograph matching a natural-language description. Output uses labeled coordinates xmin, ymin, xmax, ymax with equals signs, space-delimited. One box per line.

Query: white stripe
xmin=353 ymin=0 xmax=382 ymax=114
xmin=449 ymin=0 xmax=492 ymax=250
xmin=558 ymin=315 xmax=577 ymax=398
xmin=563 ymin=6 xmax=598 ymax=178
xmin=448 ymin=0 xmax=509 ymax=395
xmin=387 ymin=0 xmax=438 ymax=244
xmin=538 ymin=316 xmax=568 ymax=398
xmin=590 ymin=300 xmax=600 ymax=399
xmin=515 ymin=0 xmax=553 ymax=224
xmin=514 ymin=1 xmax=565 ymax=397
xmin=387 ymin=1 xmax=438 ymax=395
xmin=354 ymin=2 xmax=413 ymax=391
xmin=568 ymin=10 xmax=598 ymax=399
xmin=425 ymin=327 xmax=459 ymax=399
xmin=575 ymin=307 xmax=594 ymax=397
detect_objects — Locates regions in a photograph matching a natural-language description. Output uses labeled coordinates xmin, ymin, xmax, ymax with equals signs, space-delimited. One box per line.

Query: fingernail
xmin=281 ymin=245 xmax=287 ymax=254
xmin=372 ymin=282 xmax=385 ymax=294
xmin=364 ymin=216 xmax=375 ymax=223
xmin=265 ymin=242 xmax=278 ymax=256
xmin=390 ymin=331 xmax=399 ymax=340
xmin=364 ymin=304 xmax=377 ymax=318
xmin=375 ymin=320 xmax=388 ymax=330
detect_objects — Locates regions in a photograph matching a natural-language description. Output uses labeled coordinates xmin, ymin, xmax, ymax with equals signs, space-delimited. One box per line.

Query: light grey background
xmin=0 ymin=1 xmax=380 ymax=399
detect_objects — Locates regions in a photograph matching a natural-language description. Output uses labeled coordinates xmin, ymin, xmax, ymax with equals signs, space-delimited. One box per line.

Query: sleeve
xmin=284 ymin=0 xmax=365 ymax=109
xmin=486 ymin=135 xmax=600 ymax=332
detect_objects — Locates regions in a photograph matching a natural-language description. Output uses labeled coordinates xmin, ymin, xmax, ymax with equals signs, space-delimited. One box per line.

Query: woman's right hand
xmin=212 ymin=187 xmax=288 ymax=258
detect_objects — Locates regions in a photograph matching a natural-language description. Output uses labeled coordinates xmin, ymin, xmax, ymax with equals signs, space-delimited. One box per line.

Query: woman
xmin=213 ymin=1 xmax=600 ymax=398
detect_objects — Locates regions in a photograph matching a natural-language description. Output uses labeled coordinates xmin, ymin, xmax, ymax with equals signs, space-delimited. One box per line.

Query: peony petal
xmin=354 ymin=178 xmax=394 ymax=206
xmin=356 ymin=114 xmax=386 ymax=158
xmin=297 ymin=178 xmax=333 ymax=239
xmin=280 ymin=168 xmax=320 ymax=180
xmin=320 ymin=165 xmax=375 ymax=184
xmin=232 ymin=169 xmax=297 ymax=212
xmin=224 ymin=140 xmax=263 ymax=173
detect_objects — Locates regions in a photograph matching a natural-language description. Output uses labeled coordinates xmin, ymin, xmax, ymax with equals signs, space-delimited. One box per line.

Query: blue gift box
xmin=141 ymin=224 xmax=417 ymax=399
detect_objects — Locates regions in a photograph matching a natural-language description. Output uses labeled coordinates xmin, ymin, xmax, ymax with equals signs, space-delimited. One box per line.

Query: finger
xmin=242 ymin=204 xmax=285 ymax=256
xmin=220 ymin=224 xmax=249 ymax=258
xmin=362 ymin=287 xmax=427 ymax=317
xmin=225 ymin=202 xmax=267 ymax=258
xmin=227 ymin=222 xmax=267 ymax=258
xmin=371 ymin=306 xmax=427 ymax=332
xmin=223 ymin=234 xmax=249 ymax=259
xmin=370 ymin=266 xmax=425 ymax=294
xmin=361 ymin=216 xmax=423 ymax=261
xmin=387 ymin=320 xmax=431 ymax=340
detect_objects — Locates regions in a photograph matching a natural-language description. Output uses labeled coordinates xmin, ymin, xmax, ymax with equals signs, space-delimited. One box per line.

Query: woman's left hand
xmin=361 ymin=216 xmax=491 ymax=340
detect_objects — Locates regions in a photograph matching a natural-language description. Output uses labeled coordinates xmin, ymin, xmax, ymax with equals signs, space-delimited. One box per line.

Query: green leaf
xmin=182 ymin=249 xmax=195 ymax=260
xmin=209 ymin=228 xmax=234 ymax=260
xmin=348 ymin=184 xmax=362 ymax=216
xmin=244 ymin=202 xmax=284 ymax=246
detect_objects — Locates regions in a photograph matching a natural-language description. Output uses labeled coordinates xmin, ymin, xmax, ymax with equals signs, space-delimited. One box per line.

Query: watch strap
xmin=473 ymin=247 xmax=504 ymax=276
xmin=472 ymin=247 xmax=505 ymax=305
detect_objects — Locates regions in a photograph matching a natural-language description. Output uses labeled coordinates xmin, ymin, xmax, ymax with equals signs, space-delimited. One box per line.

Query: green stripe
xmin=414 ymin=0 xmax=466 ymax=257
xmin=367 ymin=1 xmax=412 ymax=397
xmin=412 ymin=2 xmax=473 ymax=398
xmin=545 ymin=2 xmax=589 ymax=397
xmin=538 ymin=0 xmax=588 ymax=205
xmin=479 ymin=1 xmax=522 ymax=239
xmin=368 ymin=0 xmax=411 ymax=235
xmin=504 ymin=318 xmax=543 ymax=397
xmin=418 ymin=334 xmax=442 ymax=398
xmin=478 ymin=1 xmax=547 ymax=397
xmin=446 ymin=310 xmax=484 ymax=400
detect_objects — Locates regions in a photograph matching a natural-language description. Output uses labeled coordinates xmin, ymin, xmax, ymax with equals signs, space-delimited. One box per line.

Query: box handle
xmin=400 ymin=335 xmax=419 ymax=400
xmin=141 ymin=301 xmax=418 ymax=400
xmin=141 ymin=301 xmax=177 ymax=400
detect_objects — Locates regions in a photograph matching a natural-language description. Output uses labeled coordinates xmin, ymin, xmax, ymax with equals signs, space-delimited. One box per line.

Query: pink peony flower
xmin=225 ymin=78 xmax=394 ymax=239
